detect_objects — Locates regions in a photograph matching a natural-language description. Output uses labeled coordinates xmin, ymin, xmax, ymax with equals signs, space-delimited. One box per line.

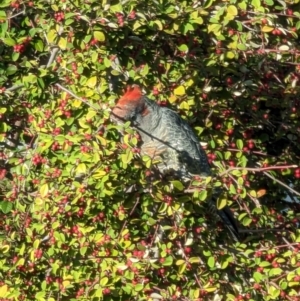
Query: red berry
xmin=228 ymin=29 xmax=234 ymax=36
xmin=128 ymin=11 xmax=136 ymax=19
xmin=226 ymin=129 xmax=234 ymax=135
xmin=226 ymin=77 xmax=233 ymax=85
xmin=261 ymin=18 xmax=267 ymax=25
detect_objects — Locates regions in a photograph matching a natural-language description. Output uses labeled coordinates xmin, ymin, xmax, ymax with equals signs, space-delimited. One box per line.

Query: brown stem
xmin=219 ymin=165 xmax=298 ymax=177
xmin=55 ymin=83 xmax=99 ymax=111
xmin=226 ymin=148 xmax=268 ymax=156
xmin=263 ymin=171 xmax=300 ymax=197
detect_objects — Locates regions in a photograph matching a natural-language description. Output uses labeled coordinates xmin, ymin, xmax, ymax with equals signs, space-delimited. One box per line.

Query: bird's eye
xmin=130 ymin=114 xmax=136 ymax=122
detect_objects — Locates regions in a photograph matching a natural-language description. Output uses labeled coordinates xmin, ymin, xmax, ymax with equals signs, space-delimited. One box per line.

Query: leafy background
xmin=0 ymin=0 xmax=300 ymax=300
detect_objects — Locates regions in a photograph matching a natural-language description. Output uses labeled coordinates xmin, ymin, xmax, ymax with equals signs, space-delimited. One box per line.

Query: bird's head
xmin=111 ymin=85 xmax=149 ymax=124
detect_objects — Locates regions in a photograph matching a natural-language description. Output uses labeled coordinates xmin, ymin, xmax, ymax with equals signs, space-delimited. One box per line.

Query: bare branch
xmin=263 ymin=171 xmax=300 ymax=197
xmin=55 ymin=83 xmax=99 ymax=111
xmin=7 ymin=10 xmax=25 ymax=19
xmin=46 ymin=47 xmax=60 ymax=68
xmin=6 ymin=84 xmax=24 ymax=92
xmin=219 ymin=165 xmax=298 ymax=177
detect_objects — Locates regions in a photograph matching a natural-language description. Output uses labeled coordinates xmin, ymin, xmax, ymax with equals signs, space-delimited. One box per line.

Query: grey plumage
xmin=111 ymin=85 xmax=239 ymax=240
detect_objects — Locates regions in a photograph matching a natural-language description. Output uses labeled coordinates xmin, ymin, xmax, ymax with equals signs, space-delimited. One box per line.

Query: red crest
xmin=117 ymin=85 xmax=143 ymax=105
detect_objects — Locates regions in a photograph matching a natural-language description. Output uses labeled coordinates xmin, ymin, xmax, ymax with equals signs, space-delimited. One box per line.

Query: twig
xmin=282 ymin=237 xmax=296 ymax=250
xmin=176 ymin=241 xmax=204 ymax=290
xmin=6 ymin=84 xmax=24 ymax=92
xmin=263 ymin=171 xmax=300 ymax=197
xmin=55 ymin=83 xmax=99 ymax=111
xmin=219 ymin=165 xmax=298 ymax=177
xmin=238 ymin=228 xmax=288 ymax=234
xmin=205 ymin=108 xmax=214 ymax=124
xmin=7 ymin=10 xmax=25 ymax=19
xmin=241 ymin=22 xmax=259 ymax=32
xmin=118 ymin=192 xmax=140 ymax=239
xmin=226 ymin=173 xmax=260 ymax=209
xmin=240 ymin=49 xmax=300 ymax=54
xmin=46 ymin=47 xmax=60 ymax=68
xmin=226 ymin=148 xmax=268 ymax=156
xmin=247 ymin=10 xmax=300 ymax=19
xmin=257 ymin=242 xmax=299 ymax=252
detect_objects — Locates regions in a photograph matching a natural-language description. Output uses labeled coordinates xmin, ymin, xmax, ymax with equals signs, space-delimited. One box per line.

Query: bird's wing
xmin=160 ymin=108 xmax=211 ymax=176
xmin=161 ymin=108 xmax=240 ymax=241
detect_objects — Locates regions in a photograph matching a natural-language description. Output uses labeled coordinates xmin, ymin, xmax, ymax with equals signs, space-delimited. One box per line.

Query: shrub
xmin=0 ymin=0 xmax=300 ymax=300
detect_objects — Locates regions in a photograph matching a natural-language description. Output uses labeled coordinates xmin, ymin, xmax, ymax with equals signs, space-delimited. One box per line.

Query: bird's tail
xmin=208 ymin=197 xmax=240 ymax=241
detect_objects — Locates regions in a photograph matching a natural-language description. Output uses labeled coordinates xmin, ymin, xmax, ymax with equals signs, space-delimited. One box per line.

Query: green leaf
xmin=171 ymin=180 xmax=185 ymax=191
xmin=35 ymin=291 xmax=46 ymax=300
xmin=198 ymin=190 xmax=208 ymax=201
xmin=242 ymin=217 xmax=252 ymax=226
xmin=262 ymin=25 xmax=274 ymax=32
xmin=33 ymin=239 xmax=40 ymax=249
xmin=216 ymin=197 xmax=227 ymax=210
xmin=178 ymin=262 xmax=186 ymax=274
xmin=183 ymin=23 xmax=194 ymax=34
xmin=238 ymin=1 xmax=247 ymax=10
xmin=3 ymin=37 xmax=15 ymax=46
xmin=203 ymin=0 xmax=215 ymax=8
xmin=6 ymin=65 xmax=18 ymax=76
xmin=189 ymin=257 xmax=201 ymax=264
xmin=268 ymin=286 xmax=280 ymax=299
xmin=260 ymin=261 xmax=271 ymax=267
xmin=37 ymin=78 xmax=45 ymax=89
xmin=221 ymin=259 xmax=229 ymax=269
xmin=0 ymin=201 xmax=13 ymax=214
xmin=0 ymin=284 xmax=8 ymax=298
xmin=174 ymin=86 xmax=186 ymax=96
xmin=100 ymin=277 xmax=108 ymax=286
xmin=58 ymin=37 xmax=67 ymax=50
xmin=80 ymin=246 xmax=87 ymax=255
xmin=178 ymin=44 xmax=188 ymax=52
xmin=176 ymin=259 xmax=185 ymax=266
xmin=34 ymin=40 xmax=44 ymax=52
xmin=229 ymin=184 xmax=236 ymax=194
xmin=140 ymin=64 xmax=149 ymax=76
xmin=162 ymin=256 xmax=173 ymax=266
xmin=269 ymin=268 xmax=283 ymax=276
xmin=0 ymin=10 xmax=6 ymax=18
xmin=203 ymin=250 xmax=212 ymax=256
xmin=208 ymin=24 xmax=221 ymax=34
xmin=237 ymin=43 xmax=247 ymax=50
xmin=134 ymin=284 xmax=144 ymax=291
xmin=76 ymin=163 xmax=87 ymax=174
xmin=39 ymin=183 xmax=49 ymax=197
xmin=251 ymin=0 xmax=261 ymax=8
xmin=207 ymin=256 xmax=215 ymax=268
xmin=12 ymin=52 xmax=20 ymax=61
xmin=227 ymin=5 xmax=238 ymax=16
xmin=236 ymin=139 xmax=243 ymax=150
xmin=104 ymin=57 xmax=111 ymax=68
xmin=86 ymin=110 xmax=97 ymax=120
xmin=253 ymin=271 xmax=263 ymax=282
xmin=86 ymin=76 xmax=97 ymax=88
xmin=190 ymin=17 xmax=203 ymax=25
xmin=93 ymin=31 xmax=105 ymax=42
xmin=153 ymin=20 xmax=163 ymax=30
xmin=226 ymin=51 xmax=235 ymax=59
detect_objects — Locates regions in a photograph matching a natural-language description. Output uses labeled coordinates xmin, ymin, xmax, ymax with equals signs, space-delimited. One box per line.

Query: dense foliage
xmin=0 ymin=0 xmax=300 ymax=300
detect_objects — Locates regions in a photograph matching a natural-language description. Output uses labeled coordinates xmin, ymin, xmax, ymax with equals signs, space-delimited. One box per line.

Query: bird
xmin=111 ymin=84 xmax=240 ymax=241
